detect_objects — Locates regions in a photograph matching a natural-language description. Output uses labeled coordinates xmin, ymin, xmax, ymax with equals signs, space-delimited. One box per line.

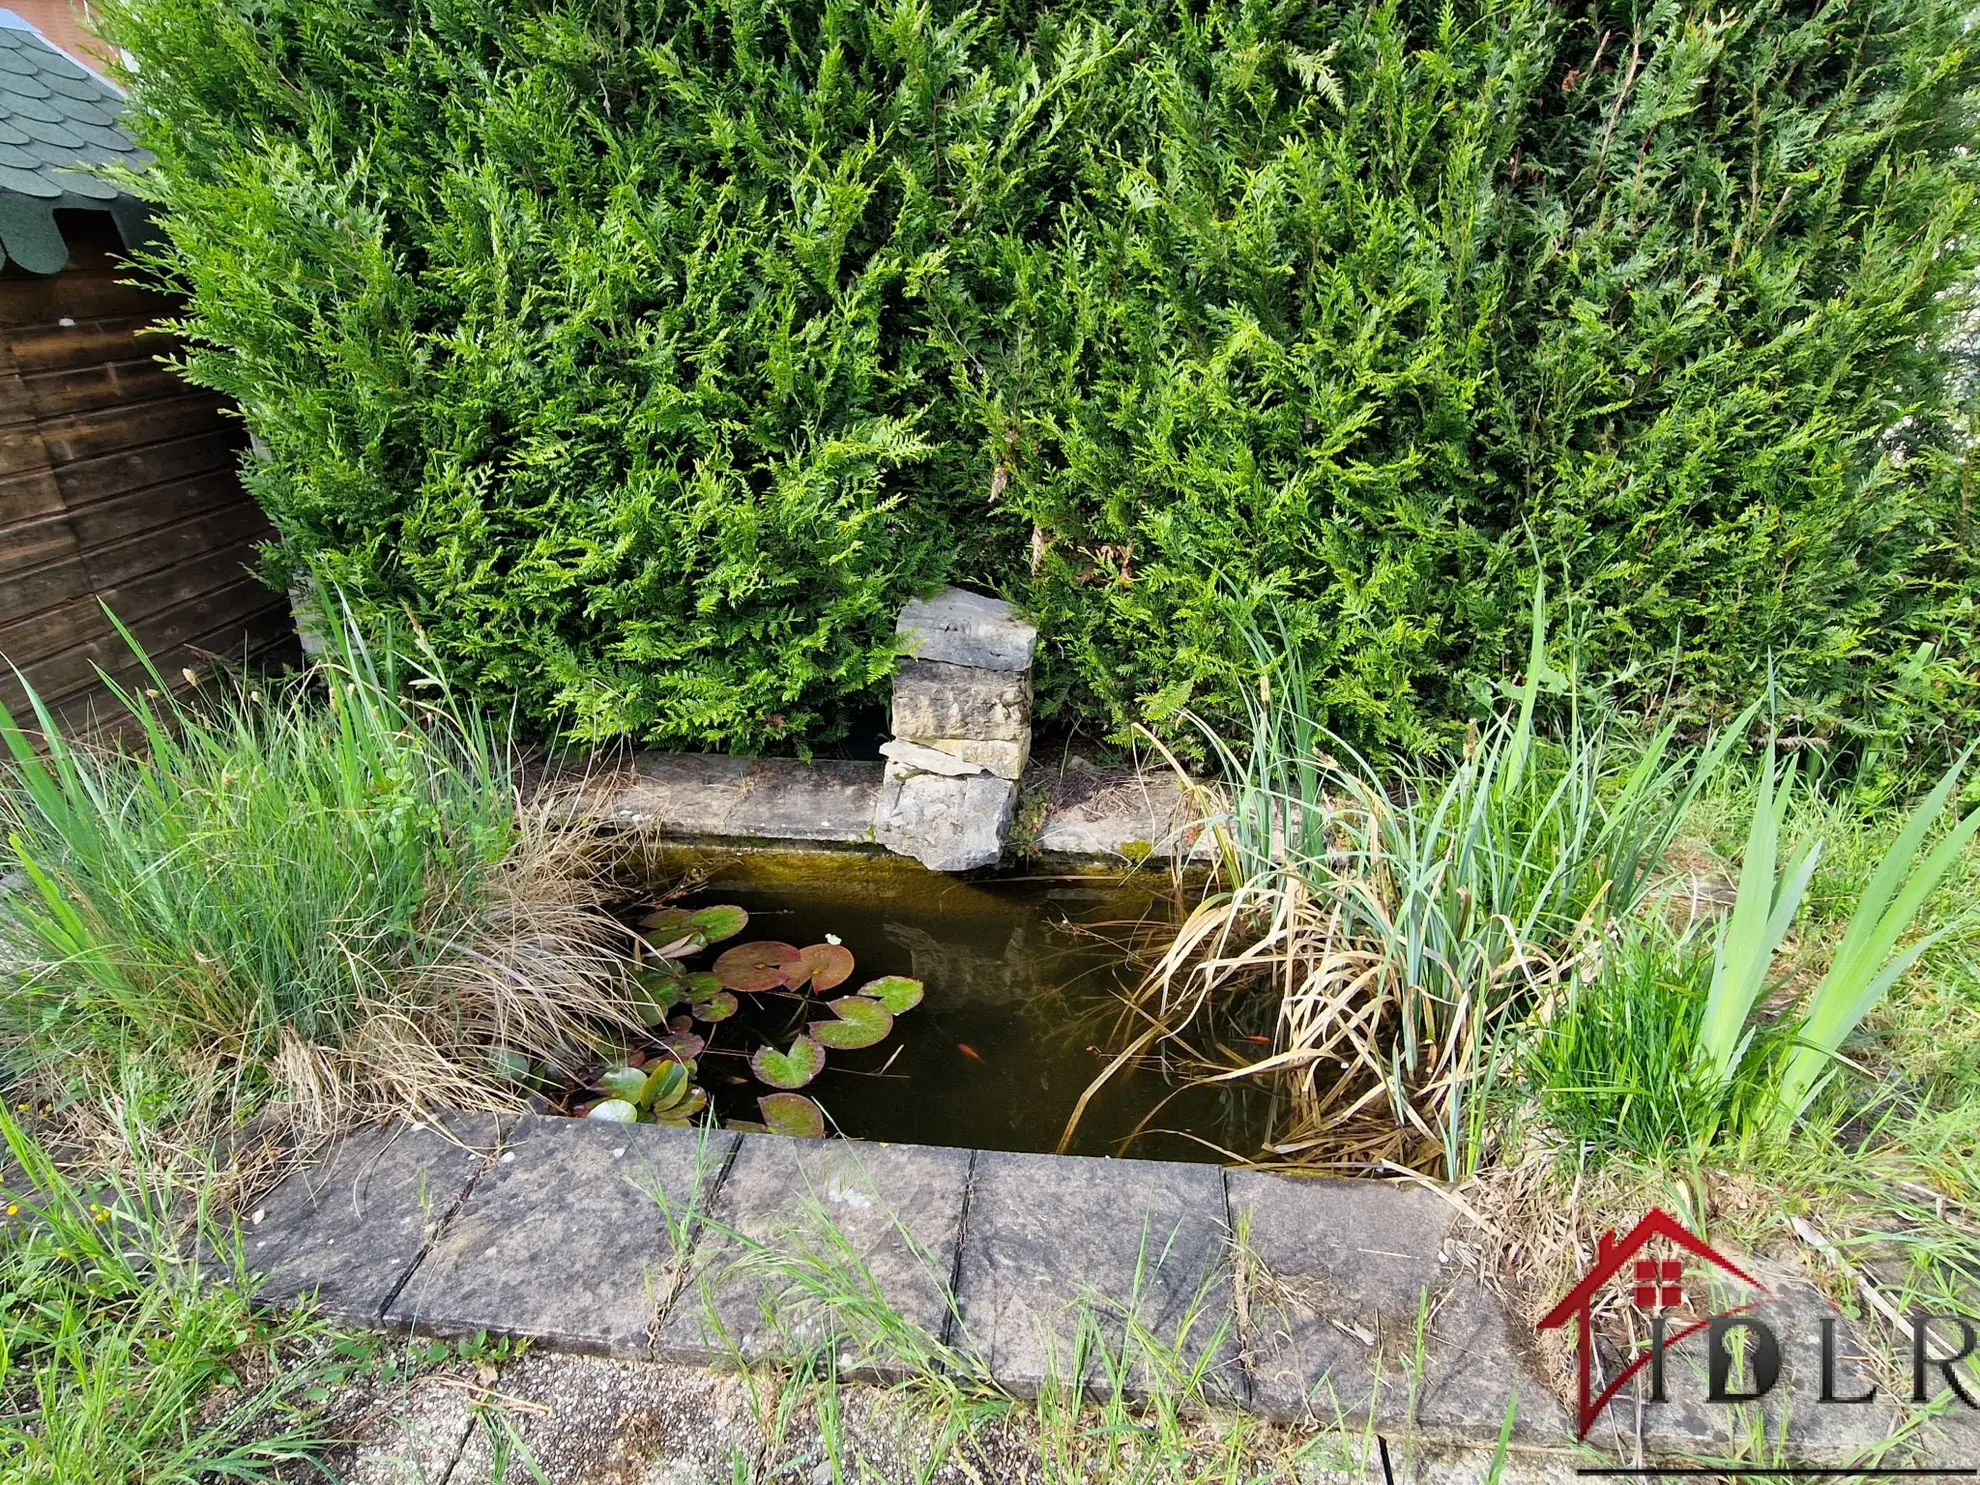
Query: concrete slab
xmin=954 ymin=1149 xmax=1243 ymax=1402
xmin=243 ymin=1113 xmax=503 ymax=1324
xmin=1226 ymin=1172 xmax=1565 ymax=1440
xmin=896 ymin=587 xmax=1037 ymax=672
xmin=659 ymin=1137 xmax=972 ymax=1380
xmin=386 ymin=1116 xmax=738 ymax=1356
xmin=726 ymin=758 xmax=881 ymax=844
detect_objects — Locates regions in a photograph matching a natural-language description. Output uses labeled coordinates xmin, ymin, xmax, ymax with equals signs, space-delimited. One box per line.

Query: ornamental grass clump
xmin=0 ymin=608 xmax=643 ymax=1126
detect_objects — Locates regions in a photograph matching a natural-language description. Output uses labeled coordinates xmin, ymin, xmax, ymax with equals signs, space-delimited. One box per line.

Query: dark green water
xmin=617 ymin=847 xmax=1265 ymax=1164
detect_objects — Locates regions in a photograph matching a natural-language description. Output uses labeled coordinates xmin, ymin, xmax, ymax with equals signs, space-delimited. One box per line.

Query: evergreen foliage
xmin=99 ymin=0 xmax=1980 ymax=762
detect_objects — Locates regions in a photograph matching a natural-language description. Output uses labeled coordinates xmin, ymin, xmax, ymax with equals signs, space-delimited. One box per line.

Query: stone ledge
xmin=896 ymin=587 xmax=1038 ymax=673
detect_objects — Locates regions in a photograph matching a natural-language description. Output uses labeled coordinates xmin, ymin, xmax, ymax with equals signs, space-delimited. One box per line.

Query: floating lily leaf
xmin=725 ymin=1120 xmax=772 ymax=1134
xmin=751 ymin=1035 xmax=826 ymax=1089
xmin=809 ymin=995 xmax=893 ymax=1050
xmin=654 ymin=1087 xmax=709 ymax=1126
xmin=689 ymin=989 xmax=738 ymax=1022
xmin=782 ymin=942 xmax=855 ymax=992
xmin=685 ymin=971 xmax=723 ymax=997
xmin=599 ymin=1065 xmax=648 ymax=1102
xmin=714 ymin=941 xmax=802 ymax=991
xmin=656 ymin=1027 xmax=706 ymax=1061
xmin=640 ymin=906 xmax=700 ymax=937
xmin=586 ymin=1098 xmax=639 ymax=1123
xmin=640 ymin=1060 xmax=689 ymax=1111
xmin=688 ymin=905 xmax=748 ymax=944
xmin=758 ymin=1092 xmax=826 ymax=1138
xmin=861 ymin=975 xmax=924 ymax=1013
xmin=633 ymin=971 xmax=685 ymax=1026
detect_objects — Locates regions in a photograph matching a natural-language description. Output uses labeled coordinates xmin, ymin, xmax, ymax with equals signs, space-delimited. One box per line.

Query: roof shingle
xmin=0 ymin=8 xmax=154 ymax=274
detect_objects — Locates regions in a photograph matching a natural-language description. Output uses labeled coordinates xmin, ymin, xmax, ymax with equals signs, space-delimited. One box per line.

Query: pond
xmin=588 ymin=846 xmax=1266 ymax=1164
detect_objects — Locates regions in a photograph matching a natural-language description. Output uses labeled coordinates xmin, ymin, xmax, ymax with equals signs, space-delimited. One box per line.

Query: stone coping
xmin=239 ymin=1118 xmax=1975 ymax=1465
xmin=570 ymin=754 xmax=1216 ymax=868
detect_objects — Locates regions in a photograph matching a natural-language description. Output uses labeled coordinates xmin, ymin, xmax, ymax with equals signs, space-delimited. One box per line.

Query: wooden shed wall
xmin=0 ymin=212 xmax=295 ymax=731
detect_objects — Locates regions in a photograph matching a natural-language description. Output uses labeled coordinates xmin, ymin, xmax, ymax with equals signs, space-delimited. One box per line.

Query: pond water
xmin=607 ymin=847 xmax=1266 ymax=1164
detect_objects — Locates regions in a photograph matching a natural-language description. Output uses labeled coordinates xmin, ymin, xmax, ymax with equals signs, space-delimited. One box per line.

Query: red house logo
xmin=1536 ymin=1208 xmax=1771 ymax=1439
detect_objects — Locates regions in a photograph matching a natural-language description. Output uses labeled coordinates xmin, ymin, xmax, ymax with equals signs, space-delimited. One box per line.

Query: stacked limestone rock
xmin=873 ymin=587 xmax=1036 ymax=872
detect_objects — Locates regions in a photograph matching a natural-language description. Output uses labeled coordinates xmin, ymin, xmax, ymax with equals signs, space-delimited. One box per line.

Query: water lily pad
xmin=688 ymin=904 xmax=748 ymax=944
xmin=585 ymin=1098 xmax=639 ymax=1122
xmin=725 ymin=1120 xmax=772 ymax=1133
xmin=634 ymin=971 xmax=684 ymax=1025
xmin=689 ymin=989 xmax=738 ymax=1022
xmin=861 ymin=975 xmax=924 ymax=1013
xmin=758 ymin=1092 xmax=826 ymax=1138
xmin=599 ymin=1065 xmax=648 ymax=1102
xmin=750 ymin=1035 xmax=826 ymax=1089
xmin=656 ymin=1026 xmax=706 ymax=1061
xmin=640 ymin=1060 xmax=690 ymax=1111
xmin=640 ymin=906 xmax=700 ymax=936
xmin=714 ymin=941 xmax=802 ymax=991
xmin=486 ymin=1047 xmax=534 ymax=1082
xmin=782 ymin=942 xmax=855 ymax=992
xmin=654 ymin=1087 xmax=709 ymax=1126
xmin=685 ymin=971 xmax=723 ymax=997
xmin=808 ymin=995 xmax=894 ymax=1050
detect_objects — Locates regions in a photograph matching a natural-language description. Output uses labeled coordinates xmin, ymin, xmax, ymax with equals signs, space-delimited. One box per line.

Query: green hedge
xmin=102 ymin=0 xmax=1980 ymax=765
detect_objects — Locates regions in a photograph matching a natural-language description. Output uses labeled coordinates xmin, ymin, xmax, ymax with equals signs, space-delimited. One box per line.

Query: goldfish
xmin=1244 ymin=1034 xmax=1272 ymax=1045
xmin=957 ymin=1043 xmax=983 ymax=1063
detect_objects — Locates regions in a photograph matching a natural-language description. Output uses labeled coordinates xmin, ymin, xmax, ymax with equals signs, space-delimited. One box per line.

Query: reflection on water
xmin=613 ymin=846 xmax=1265 ymax=1164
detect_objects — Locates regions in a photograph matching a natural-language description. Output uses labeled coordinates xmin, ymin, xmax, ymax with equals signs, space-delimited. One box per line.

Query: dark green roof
xmin=0 ymin=11 xmax=153 ymax=274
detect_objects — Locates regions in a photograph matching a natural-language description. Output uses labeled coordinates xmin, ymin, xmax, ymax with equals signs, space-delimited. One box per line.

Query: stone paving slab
xmin=659 ymin=1137 xmax=972 ymax=1381
xmin=386 ymin=1115 xmax=738 ymax=1356
xmin=243 ymin=1113 xmax=504 ymax=1324
xmin=726 ymin=758 xmax=881 ymax=844
xmin=1227 ymin=1172 xmax=1565 ymax=1440
xmin=1025 ymin=765 xmax=1218 ymax=862
xmin=954 ymin=1149 xmax=1244 ymax=1403
xmin=584 ymin=755 xmax=880 ymax=846
xmin=892 ymin=660 xmax=1030 ymax=744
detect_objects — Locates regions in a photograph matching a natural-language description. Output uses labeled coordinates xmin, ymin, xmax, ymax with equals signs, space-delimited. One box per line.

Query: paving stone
xmin=658 ymin=1137 xmax=972 ymax=1380
xmin=725 ymin=758 xmax=882 ymax=844
xmin=1028 ymin=766 xmax=1216 ymax=862
xmin=386 ymin=1116 xmax=739 ymax=1356
xmin=896 ymin=586 xmax=1038 ymax=672
xmin=244 ymin=1113 xmax=503 ymax=1324
xmin=1591 ymin=1255 xmax=1944 ymax=1462
xmin=596 ymin=753 xmax=756 ymax=834
xmin=1227 ymin=1171 xmax=1566 ymax=1440
xmin=954 ymin=1149 xmax=1243 ymax=1402
xmin=873 ymin=763 xmax=1015 ymax=871
xmin=891 ymin=660 xmax=1030 ymax=744
xmin=879 ymin=737 xmax=989 ymax=777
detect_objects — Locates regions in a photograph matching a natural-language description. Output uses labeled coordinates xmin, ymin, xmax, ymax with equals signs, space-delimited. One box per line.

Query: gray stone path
xmin=247 ymin=1117 xmax=1977 ymax=1466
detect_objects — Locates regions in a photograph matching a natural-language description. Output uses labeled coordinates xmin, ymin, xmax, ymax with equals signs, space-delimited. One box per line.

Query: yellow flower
xmin=4 ymin=1204 xmax=15 ymax=1216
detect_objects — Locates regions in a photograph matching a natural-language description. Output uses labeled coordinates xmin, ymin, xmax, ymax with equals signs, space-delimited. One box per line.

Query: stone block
xmin=386 ymin=1116 xmax=738 ymax=1356
xmin=897 ymin=587 xmax=1037 ymax=672
xmin=878 ymin=738 xmax=988 ymax=777
xmin=726 ymin=758 xmax=882 ymax=844
xmin=953 ymin=1149 xmax=1243 ymax=1402
xmin=918 ymin=735 xmax=1029 ymax=782
xmin=890 ymin=661 xmax=1029 ymax=744
xmin=659 ymin=1137 xmax=972 ymax=1380
xmin=244 ymin=1113 xmax=504 ymax=1324
xmin=1226 ymin=1172 xmax=1565 ymax=1439
xmin=873 ymin=762 xmax=1015 ymax=872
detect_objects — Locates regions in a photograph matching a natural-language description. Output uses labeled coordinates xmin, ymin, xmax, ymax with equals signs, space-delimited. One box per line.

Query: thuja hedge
xmin=100 ymin=0 xmax=1980 ymax=763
